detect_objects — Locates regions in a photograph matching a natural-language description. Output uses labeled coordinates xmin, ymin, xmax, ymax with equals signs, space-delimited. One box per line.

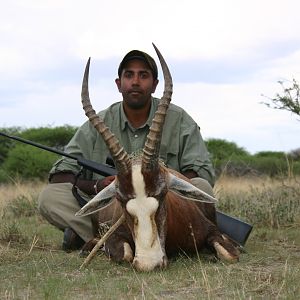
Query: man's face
xmin=115 ymin=59 xmax=159 ymax=110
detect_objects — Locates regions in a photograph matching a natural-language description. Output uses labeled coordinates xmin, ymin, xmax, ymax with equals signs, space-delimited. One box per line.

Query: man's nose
xmin=132 ymin=74 xmax=140 ymax=85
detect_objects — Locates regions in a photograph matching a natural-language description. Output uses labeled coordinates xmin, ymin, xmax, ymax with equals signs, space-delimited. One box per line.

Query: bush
xmin=206 ymin=139 xmax=252 ymax=177
xmin=216 ymin=155 xmax=300 ymax=178
xmin=288 ymin=148 xmax=300 ymax=161
xmin=1 ymin=128 xmax=299 ymax=180
xmin=0 ymin=168 xmax=9 ymax=183
xmin=206 ymin=139 xmax=300 ymax=177
xmin=251 ymin=156 xmax=289 ymax=177
xmin=206 ymin=138 xmax=249 ymax=161
xmin=20 ymin=126 xmax=77 ymax=148
xmin=0 ymin=127 xmax=23 ymax=165
xmin=254 ymin=151 xmax=286 ymax=159
xmin=290 ymin=160 xmax=300 ymax=174
xmin=2 ymin=144 xmax=59 ymax=179
xmin=217 ymin=155 xmax=259 ymax=177
xmin=0 ymin=126 xmax=78 ymax=182
xmin=0 ymin=126 xmax=77 ymax=166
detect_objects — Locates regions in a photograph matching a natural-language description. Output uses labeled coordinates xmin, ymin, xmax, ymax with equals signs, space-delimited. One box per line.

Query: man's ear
xmin=152 ymin=79 xmax=159 ymax=93
xmin=115 ymin=78 xmax=121 ymax=92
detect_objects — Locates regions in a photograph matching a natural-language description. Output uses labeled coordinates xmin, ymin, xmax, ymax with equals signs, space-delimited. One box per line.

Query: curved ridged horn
xmin=81 ymin=58 xmax=131 ymax=174
xmin=142 ymin=43 xmax=173 ymax=171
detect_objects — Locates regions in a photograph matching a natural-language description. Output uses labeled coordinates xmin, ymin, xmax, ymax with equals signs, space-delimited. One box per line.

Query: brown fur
xmin=80 ymin=48 xmax=239 ymax=269
xmin=83 ymin=166 xmax=239 ymax=267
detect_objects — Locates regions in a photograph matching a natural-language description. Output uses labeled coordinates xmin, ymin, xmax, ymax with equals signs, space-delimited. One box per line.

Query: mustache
xmin=128 ymin=89 xmax=143 ymax=93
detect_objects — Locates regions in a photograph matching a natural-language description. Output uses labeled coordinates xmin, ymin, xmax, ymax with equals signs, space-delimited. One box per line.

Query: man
xmin=38 ymin=49 xmax=215 ymax=251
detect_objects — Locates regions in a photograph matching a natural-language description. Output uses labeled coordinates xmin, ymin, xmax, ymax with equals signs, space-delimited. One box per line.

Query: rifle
xmin=0 ymin=131 xmax=252 ymax=246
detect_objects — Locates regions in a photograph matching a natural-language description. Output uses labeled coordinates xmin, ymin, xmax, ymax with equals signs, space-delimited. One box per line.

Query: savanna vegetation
xmin=0 ymin=175 xmax=299 ymax=299
xmin=1 ymin=125 xmax=300 ymax=183
xmin=0 ymin=126 xmax=77 ymax=182
xmin=0 ymin=125 xmax=300 ymax=299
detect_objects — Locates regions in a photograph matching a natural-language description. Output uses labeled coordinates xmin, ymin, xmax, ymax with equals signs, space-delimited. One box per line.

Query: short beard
xmin=123 ymin=94 xmax=151 ymax=110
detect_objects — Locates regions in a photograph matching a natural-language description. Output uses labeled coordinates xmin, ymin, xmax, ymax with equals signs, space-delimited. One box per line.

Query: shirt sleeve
xmin=159 ymin=104 xmax=215 ymax=186
xmin=179 ymin=112 xmax=216 ymax=186
xmin=178 ymin=110 xmax=215 ymax=186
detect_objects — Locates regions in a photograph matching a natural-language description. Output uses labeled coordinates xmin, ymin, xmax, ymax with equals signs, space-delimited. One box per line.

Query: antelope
xmin=76 ymin=44 xmax=240 ymax=271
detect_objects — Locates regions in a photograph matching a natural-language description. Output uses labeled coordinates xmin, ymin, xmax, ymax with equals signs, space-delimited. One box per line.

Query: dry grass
xmin=0 ymin=176 xmax=300 ymax=299
xmin=214 ymin=174 xmax=295 ymax=195
xmin=0 ymin=175 xmax=277 ymax=213
xmin=215 ymin=175 xmax=300 ymax=229
xmin=0 ymin=180 xmax=46 ymax=217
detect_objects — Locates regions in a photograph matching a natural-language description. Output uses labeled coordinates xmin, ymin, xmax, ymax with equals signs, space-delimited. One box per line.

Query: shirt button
xmin=134 ymin=134 xmax=138 ymax=138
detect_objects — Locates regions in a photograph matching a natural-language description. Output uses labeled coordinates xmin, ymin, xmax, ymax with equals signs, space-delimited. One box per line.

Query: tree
xmin=206 ymin=138 xmax=249 ymax=161
xmin=262 ymin=79 xmax=300 ymax=119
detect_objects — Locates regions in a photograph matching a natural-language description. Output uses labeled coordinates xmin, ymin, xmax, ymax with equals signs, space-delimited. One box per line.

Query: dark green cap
xmin=118 ymin=50 xmax=158 ymax=80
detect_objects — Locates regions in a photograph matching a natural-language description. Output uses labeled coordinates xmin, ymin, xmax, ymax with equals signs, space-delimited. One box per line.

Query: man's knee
xmin=38 ymin=184 xmax=54 ymax=216
xmin=190 ymin=177 xmax=214 ymax=196
xmin=38 ymin=183 xmax=73 ymax=217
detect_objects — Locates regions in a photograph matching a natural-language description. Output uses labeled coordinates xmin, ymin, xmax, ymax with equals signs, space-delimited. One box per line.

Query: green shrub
xmin=288 ymin=147 xmax=300 ymax=161
xmin=254 ymin=151 xmax=286 ymax=159
xmin=0 ymin=126 xmax=77 ymax=166
xmin=206 ymin=139 xmax=252 ymax=176
xmin=0 ymin=126 xmax=77 ymax=181
xmin=251 ymin=156 xmax=288 ymax=176
xmin=217 ymin=155 xmax=258 ymax=177
xmin=2 ymin=144 xmax=59 ymax=179
xmin=206 ymin=138 xmax=249 ymax=161
xmin=216 ymin=155 xmax=298 ymax=177
xmin=0 ymin=168 xmax=9 ymax=183
xmin=0 ymin=127 xmax=23 ymax=165
xmin=206 ymin=141 xmax=300 ymax=177
xmin=1 ymin=127 xmax=299 ymax=180
xmin=290 ymin=160 xmax=300 ymax=174
xmin=20 ymin=126 xmax=77 ymax=148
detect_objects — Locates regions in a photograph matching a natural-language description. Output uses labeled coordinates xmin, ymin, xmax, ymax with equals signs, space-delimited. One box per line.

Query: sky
xmin=1 ymin=0 xmax=300 ymax=154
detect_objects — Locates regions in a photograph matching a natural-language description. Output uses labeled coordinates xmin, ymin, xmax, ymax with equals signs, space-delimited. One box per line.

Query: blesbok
xmin=76 ymin=44 xmax=240 ymax=271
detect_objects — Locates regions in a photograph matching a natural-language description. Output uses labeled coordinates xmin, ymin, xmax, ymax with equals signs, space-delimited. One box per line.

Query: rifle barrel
xmin=0 ymin=132 xmax=77 ymax=160
xmin=0 ymin=131 xmax=117 ymax=177
xmin=0 ymin=131 xmax=252 ymax=245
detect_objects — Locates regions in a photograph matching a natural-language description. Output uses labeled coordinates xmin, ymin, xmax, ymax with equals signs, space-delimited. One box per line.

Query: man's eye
xmin=124 ymin=73 xmax=133 ymax=78
xmin=140 ymin=73 xmax=149 ymax=79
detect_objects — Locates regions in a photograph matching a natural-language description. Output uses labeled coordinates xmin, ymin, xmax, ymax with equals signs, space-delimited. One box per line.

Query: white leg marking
xmin=123 ymin=242 xmax=133 ymax=262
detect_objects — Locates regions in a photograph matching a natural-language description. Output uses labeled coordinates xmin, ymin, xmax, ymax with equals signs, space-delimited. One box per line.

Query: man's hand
xmin=182 ymin=170 xmax=198 ymax=179
xmin=95 ymin=175 xmax=115 ymax=193
xmin=50 ymin=172 xmax=115 ymax=195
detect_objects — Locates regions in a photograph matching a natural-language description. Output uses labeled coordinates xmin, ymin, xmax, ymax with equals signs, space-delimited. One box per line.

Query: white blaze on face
xmin=126 ymin=164 xmax=165 ymax=271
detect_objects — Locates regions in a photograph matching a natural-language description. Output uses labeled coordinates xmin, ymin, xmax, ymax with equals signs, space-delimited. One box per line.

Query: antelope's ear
xmin=75 ymin=181 xmax=116 ymax=217
xmin=168 ymin=174 xmax=218 ymax=204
